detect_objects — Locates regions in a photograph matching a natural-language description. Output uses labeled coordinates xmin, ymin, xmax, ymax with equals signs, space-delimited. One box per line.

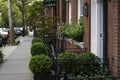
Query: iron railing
xmin=52 ymin=58 xmax=120 ymax=80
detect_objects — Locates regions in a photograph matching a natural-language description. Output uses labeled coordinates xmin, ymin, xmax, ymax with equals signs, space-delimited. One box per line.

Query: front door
xmin=91 ymin=0 xmax=103 ymax=58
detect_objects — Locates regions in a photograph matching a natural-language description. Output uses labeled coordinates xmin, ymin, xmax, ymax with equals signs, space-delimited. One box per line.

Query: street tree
xmin=27 ymin=1 xmax=54 ymax=38
xmin=8 ymin=0 xmax=15 ymax=45
xmin=0 ymin=0 xmax=22 ymax=28
xmin=14 ymin=0 xmax=33 ymax=36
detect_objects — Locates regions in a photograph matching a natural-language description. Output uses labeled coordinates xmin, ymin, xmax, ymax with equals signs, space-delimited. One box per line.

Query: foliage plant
xmin=76 ymin=52 xmax=101 ymax=77
xmin=29 ymin=54 xmax=53 ymax=75
xmin=32 ymin=37 xmax=42 ymax=44
xmin=0 ymin=50 xmax=3 ymax=63
xmin=57 ymin=52 xmax=76 ymax=74
xmin=60 ymin=18 xmax=84 ymax=42
xmin=28 ymin=1 xmax=54 ymax=38
xmin=31 ymin=42 xmax=47 ymax=56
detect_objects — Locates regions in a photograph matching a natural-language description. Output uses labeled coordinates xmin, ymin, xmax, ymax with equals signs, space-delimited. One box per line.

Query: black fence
xmin=52 ymin=58 xmax=120 ymax=80
xmin=42 ymin=38 xmax=120 ymax=80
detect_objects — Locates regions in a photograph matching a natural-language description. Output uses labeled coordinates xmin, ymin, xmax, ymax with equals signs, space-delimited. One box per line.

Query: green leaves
xmin=60 ymin=18 xmax=84 ymax=42
xmin=31 ymin=42 xmax=48 ymax=56
xmin=29 ymin=54 xmax=53 ymax=74
xmin=57 ymin=52 xmax=76 ymax=73
xmin=32 ymin=37 xmax=42 ymax=44
xmin=27 ymin=1 xmax=53 ymax=37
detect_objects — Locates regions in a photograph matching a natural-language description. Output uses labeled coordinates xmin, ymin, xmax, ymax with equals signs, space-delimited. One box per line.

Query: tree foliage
xmin=0 ymin=0 xmax=22 ymax=28
xmin=27 ymin=1 xmax=54 ymax=37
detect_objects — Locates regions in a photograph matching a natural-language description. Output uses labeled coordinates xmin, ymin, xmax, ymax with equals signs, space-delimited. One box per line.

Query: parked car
xmin=14 ymin=29 xmax=22 ymax=36
xmin=0 ymin=29 xmax=9 ymax=46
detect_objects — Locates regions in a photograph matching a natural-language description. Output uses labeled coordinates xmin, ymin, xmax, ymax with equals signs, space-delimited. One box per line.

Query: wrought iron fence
xmin=52 ymin=58 xmax=120 ymax=80
xmin=42 ymin=37 xmax=120 ymax=80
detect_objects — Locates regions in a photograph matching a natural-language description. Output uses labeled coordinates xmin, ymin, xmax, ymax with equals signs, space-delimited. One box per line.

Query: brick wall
xmin=108 ymin=0 xmax=120 ymax=76
xmin=71 ymin=0 xmax=77 ymax=24
xmin=83 ymin=0 xmax=91 ymax=52
xmin=83 ymin=0 xmax=120 ymax=76
xmin=108 ymin=0 xmax=114 ymax=75
xmin=63 ymin=38 xmax=84 ymax=54
xmin=66 ymin=0 xmax=69 ymax=23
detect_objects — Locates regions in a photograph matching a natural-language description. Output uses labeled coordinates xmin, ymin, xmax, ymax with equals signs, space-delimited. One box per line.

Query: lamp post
xmin=8 ymin=0 xmax=15 ymax=45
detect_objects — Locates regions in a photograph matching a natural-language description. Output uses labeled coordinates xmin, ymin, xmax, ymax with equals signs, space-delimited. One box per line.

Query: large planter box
xmin=63 ymin=38 xmax=85 ymax=54
xmin=34 ymin=71 xmax=56 ymax=80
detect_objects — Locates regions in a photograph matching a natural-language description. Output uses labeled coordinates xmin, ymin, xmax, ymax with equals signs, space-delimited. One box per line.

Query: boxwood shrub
xmin=31 ymin=42 xmax=47 ymax=56
xmin=29 ymin=54 xmax=53 ymax=75
xmin=77 ymin=52 xmax=101 ymax=77
xmin=57 ymin=52 xmax=76 ymax=74
xmin=32 ymin=37 xmax=42 ymax=44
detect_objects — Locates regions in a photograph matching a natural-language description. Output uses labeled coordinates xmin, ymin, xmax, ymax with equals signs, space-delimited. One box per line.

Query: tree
xmin=27 ymin=1 xmax=54 ymax=38
xmin=0 ymin=0 xmax=9 ymax=28
xmin=0 ymin=0 xmax=22 ymax=28
xmin=14 ymin=0 xmax=32 ymax=36
xmin=8 ymin=0 xmax=15 ymax=45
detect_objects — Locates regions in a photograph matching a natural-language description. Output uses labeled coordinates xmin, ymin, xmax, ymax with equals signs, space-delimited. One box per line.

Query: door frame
xmin=91 ymin=0 xmax=103 ymax=58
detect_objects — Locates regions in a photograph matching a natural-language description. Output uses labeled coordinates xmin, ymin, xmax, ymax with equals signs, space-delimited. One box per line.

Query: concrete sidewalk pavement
xmin=0 ymin=46 xmax=17 ymax=60
xmin=0 ymin=36 xmax=33 ymax=80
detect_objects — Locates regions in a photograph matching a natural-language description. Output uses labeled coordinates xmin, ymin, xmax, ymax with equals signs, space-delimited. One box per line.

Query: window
xmin=78 ymin=0 xmax=83 ymax=19
xmin=80 ymin=0 xmax=83 ymax=16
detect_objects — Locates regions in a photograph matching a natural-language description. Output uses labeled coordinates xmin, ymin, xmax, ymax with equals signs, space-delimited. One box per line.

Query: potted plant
xmin=31 ymin=42 xmax=48 ymax=56
xmin=32 ymin=37 xmax=42 ymax=44
xmin=29 ymin=54 xmax=55 ymax=80
xmin=60 ymin=18 xmax=84 ymax=42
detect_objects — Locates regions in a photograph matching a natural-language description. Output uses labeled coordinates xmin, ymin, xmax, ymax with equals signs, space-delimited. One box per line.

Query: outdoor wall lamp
xmin=43 ymin=0 xmax=56 ymax=7
xmin=83 ymin=2 xmax=88 ymax=17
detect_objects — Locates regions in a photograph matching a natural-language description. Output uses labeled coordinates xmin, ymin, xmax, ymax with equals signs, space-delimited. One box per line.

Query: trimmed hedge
xmin=32 ymin=37 xmax=42 ymax=44
xmin=29 ymin=54 xmax=53 ymax=75
xmin=57 ymin=52 xmax=76 ymax=73
xmin=57 ymin=52 xmax=104 ymax=78
xmin=31 ymin=42 xmax=47 ymax=56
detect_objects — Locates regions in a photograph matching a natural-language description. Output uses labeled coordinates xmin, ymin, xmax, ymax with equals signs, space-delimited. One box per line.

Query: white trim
xmin=78 ymin=0 xmax=83 ymax=20
xmin=91 ymin=0 xmax=103 ymax=58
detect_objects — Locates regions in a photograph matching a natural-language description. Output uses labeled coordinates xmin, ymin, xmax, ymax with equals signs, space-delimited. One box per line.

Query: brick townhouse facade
xmin=43 ymin=0 xmax=120 ymax=76
xmin=83 ymin=0 xmax=120 ymax=76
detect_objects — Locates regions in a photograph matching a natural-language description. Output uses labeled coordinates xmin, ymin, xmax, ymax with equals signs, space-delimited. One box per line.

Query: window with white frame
xmin=78 ymin=0 xmax=83 ymax=19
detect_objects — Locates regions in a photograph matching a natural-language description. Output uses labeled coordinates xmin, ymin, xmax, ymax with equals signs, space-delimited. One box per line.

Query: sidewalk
xmin=0 ymin=36 xmax=33 ymax=80
xmin=0 ymin=46 xmax=17 ymax=60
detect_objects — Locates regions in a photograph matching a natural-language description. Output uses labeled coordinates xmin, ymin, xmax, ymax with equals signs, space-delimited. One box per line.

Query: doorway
xmin=91 ymin=0 xmax=103 ymax=58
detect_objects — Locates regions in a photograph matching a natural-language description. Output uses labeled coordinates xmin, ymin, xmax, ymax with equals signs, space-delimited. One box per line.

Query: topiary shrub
xmin=32 ymin=37 xmax=42 ymax=44
xmin=31 ymin=42 xmax=48 ymax=56
xmin=29 ymin=54 xmax=53 ymax=75
xmin=57 ymin=52 xmax=76 ymax=74
xmin=0 ymin=50 xmax=3 ymax=63
xmin=77 ymin=52 xmax=101 ymax=77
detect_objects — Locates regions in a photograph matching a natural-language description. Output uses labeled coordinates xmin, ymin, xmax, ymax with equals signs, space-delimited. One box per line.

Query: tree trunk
xmin=8 ymin=0 xmax=15 ymax=45
xmin=22 ymin=0 xmax=28 ymax=36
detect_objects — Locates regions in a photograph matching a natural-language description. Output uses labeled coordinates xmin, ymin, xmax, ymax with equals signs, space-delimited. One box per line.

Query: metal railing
xmin=53 ymin=58 xmax=120 ymax=80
